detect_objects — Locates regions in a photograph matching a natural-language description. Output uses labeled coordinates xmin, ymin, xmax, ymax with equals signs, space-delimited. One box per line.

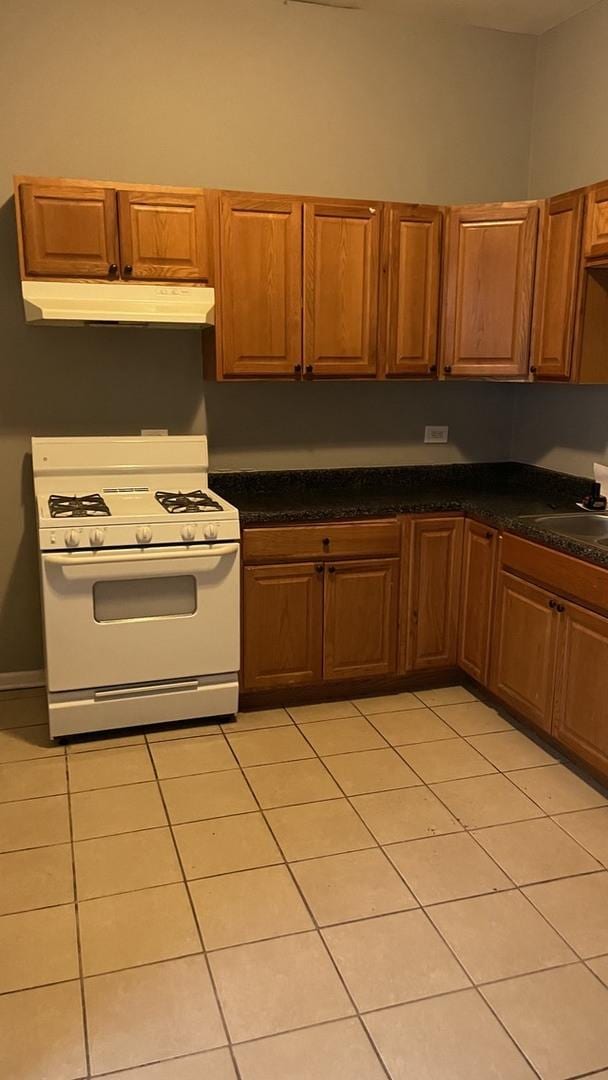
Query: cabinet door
xmin=242 ymin=563 xmax=322 ymax=690
xmin=117 ymin=190 xmax=210 ymax=282
xmin=380 ymin=204 xmax=442 ymax=377
xmin=553 ymin=601 xmax=608 ymax=776
xmin=531 ymin=191 xmax=584 ymax=380
xmin=442 ymin=203 xmax=539 ymax=378
xmin=303 ymin=199 xmax=380 ymax=377
xmin=458 ymin=521 xmax=498 ymax=686
xmin=19 ymin=182 xmax=118 ymax=279
xmin=584 ymin=182 xmax=608 ymax=261
xmin=217 ymin=193 xmax=303 ymax=378
xmin=490 ymin=572 xmax=559 ymax=732
xmin=324 ymin=559 xmax=398 ymax=680
xmin=403 ymin=516 xmax=464 ymax=673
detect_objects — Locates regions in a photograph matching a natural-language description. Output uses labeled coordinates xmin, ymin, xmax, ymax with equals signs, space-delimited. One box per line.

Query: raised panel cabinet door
xmin=403 ymin=516 xmax=464 ymax=673
xmin=458 ymin=521 xmax=498 ymax=686
xmin=303 ymin=199 xmax=381 ymax=377
xmin=380 ymin=204 xmax=443 ymax=376
xmin=19 ymin=182 xmax=119 ymax=279
xmin=531 ymin=191 xmax=584 ymax=380
xmin=217 ymin=193 xmax=303 ymax=378
xmin=117 ymin=190 xmax=210 ymax=281
xmin=242 ymin=563 xmax=322 ymax=690
xmin=324 ymin=558 xmax=399 ymax=680
xmin=442 ymin=203 xmax=539 ymax=378
xmin=553 ymin=602 xmax=608 ymax=777
xmin=490 ymin=571 xmax=559 ymax=732
xmin=584 ymin=182 xmax=608 ymax=260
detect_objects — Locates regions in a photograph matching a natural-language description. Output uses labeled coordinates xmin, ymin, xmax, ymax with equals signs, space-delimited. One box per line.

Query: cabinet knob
xmin=315 ymin=564 xmax=323 ymax=573
xmin=556 ymin=603 xmax=565 ymax=614
xmin=444 ymin=365 xmax=452 ymax=374
xmin=108 ymin=263 xmax=118 ymax=277
xmin=306 ymin=364 xmax=313 ymax=375
xmin=429 ymin=364 xmax=437 ymax=373
xmin=530 ymin=365 xmax=537 ymax=374
xmin=322 ymin=537 xmax=330 ymax=548
xmin=328 ymin=565 xmax=336 ymax=573
xmin=294 ymin=363 xmax=302 ymax=374
xmin=123 ymin=264 xmax=133 ymax=276
xmin=485 ymin=531 xmax=493 ymax=540
xmin=549 ymin=599 xmax=556 ymax=609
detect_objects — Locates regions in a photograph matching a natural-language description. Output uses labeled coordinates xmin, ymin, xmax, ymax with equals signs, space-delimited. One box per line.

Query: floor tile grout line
xmin=64 ymin=753 xmax=93 ymax=1079
xmin=145 ymin=737 xmax=244 ymax=1080
xmin=230 ymin=746 xmax=393 ymax=1080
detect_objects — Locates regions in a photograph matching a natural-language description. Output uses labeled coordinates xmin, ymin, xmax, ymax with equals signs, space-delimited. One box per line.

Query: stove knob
xmin=181 ymin=524 xmax=196 ymax=543
xmin=136 ymin=526 xmax=152 ymax=545
xmin=89 ymin=528 xmax=105 ymax=547
xmin=64 ymin=528 xmax=81 ymax=548
xmin=204 ymin=523 xmax=219 ymax=540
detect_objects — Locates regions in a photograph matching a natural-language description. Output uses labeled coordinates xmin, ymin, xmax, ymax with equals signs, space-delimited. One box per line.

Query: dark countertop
xmin=210 ymin=462 xmax=608 ymax=570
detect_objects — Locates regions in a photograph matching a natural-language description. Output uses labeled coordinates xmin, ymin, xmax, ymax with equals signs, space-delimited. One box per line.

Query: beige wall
xmin=514 ymin=0 xmax=608 ymax=477
xmin=0 ymin=0 xmax=538 ymax=674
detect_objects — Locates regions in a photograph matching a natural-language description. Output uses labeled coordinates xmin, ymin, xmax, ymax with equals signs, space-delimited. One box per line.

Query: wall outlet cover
xmin=424 ymin=425 xmax=448 ymax=444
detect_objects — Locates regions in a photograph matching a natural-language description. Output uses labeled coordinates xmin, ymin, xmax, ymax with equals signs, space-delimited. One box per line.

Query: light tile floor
xmin=1 ymin=685 xmax=608 ymax=1079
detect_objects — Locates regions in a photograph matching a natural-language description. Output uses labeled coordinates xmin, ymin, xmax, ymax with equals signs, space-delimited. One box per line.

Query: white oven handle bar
xmin=44 ymin=543 xmax=239 ymax=581
xmin=95 ymin=681 xmax=200 ymax=701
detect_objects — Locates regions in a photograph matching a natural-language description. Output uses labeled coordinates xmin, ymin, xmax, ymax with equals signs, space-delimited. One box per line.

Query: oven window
xmin=93 ymin=576 xmax=197 ymax=622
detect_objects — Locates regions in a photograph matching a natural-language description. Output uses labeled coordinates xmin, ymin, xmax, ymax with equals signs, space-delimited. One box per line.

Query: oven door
xmin=41 ymin=544 xmax=240 ymax=692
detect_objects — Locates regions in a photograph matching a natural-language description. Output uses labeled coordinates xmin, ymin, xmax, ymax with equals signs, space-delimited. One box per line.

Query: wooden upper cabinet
xmin=490 ymin=571 xmax=559 ymax=732
xmin=531 ymin=191 xmax=584 ymax=381
xmin=584 ymin=182 xmax=608 ymax=261
xmin=442 ymin=202 xmax=539 ymax=378
xmin=303 ymin=199 xmax=381 ymax=377
xmin=117 ymin=190 xmax=210 ymax=282
xmin=19 ymin=182 xmax=119 ymax=279
xmin=553 ymin=600 xmax=608 ymax=776
xmin=380 ymin=204 xmax=443 ymax=377
xmin=242 ymin=562 xmax=323 ymax=690
xmin=324 ymin=558 xmax=399 ymax=680
xmin=458 ymin=520 xmax=498 ymax=686
xmin=402 ymin=515 xmax=464 ymax=673
xmin=216 ymin=193 xmax=303 ymax=378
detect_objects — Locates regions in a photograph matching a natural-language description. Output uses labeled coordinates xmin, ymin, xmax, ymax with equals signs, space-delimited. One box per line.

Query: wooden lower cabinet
xmin=324 ymin=559 xmax=399 ymax=680
xmin=402 ymin=516 xmax=464 ymax=672
xmin=458 ymin=521 xmax=498 ymax=685
xmin=553 ymin=601 xmax=608 ymax=776
xmin=490 ymin=571 xmax=559 ymax=733
xmin=242 ymin=563 xmax=322 ymax=690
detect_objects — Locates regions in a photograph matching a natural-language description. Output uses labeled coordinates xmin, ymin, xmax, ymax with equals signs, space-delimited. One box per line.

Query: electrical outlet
xmin=424 ymin=425 xmax=448 ymax=444
xmin=141 ymin=429 xmax=169 ymax=437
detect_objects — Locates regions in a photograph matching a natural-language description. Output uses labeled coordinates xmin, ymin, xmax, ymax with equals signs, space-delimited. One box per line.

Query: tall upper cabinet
xmin=441 ymin=202 xmax=539 ymax=378
xmin=16 ymin=177 xmax=213 ymax=283
xmin=378 ymin=203 xmax=443 ymax=377
xmin=530 ymin=190 xmax=585 ymax=381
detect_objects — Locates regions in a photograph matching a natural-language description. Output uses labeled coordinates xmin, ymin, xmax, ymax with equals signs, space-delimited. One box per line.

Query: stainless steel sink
xmin=520 ymin=512 xmax=608 ymax=548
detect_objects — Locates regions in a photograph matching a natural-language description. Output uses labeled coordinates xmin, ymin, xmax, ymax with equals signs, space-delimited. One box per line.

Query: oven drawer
xmin=243 ymin=520 xmax=401 ymax=563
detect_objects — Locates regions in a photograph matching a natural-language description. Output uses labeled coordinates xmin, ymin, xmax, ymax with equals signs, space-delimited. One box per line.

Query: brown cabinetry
xmin=215 ymin=193 xmax=303 ymax=378
xmin=303 ymin=199 xmax=381 ymax=377
xmin=19 ymin=182 xmax=119 ymax=279
xmin=531 ymin=191 xmax=584 ymax=381
xmin=379 ymin=203 xmax=443 ymax=377
xmin=402 ymin=516 xmax=464 ymax=673
xmin=242 ymin=563 xmax=323 ymax=690
xmin=490 ymin=571 xmax=559 ymax=732
xmin=584 ymin=182 xmax=608 ymax=261
xmin=442 ymin=202 xmax=539 ymax=378
xmin=16 ymin=177 xmax=212 ymax=284
xmin=458 ymin=520 xmax=497 ymax=685
xmin=324 ymin=558 xmax=399 ymax=680
xmin=554 ymin=602 xmax=608 ymax=777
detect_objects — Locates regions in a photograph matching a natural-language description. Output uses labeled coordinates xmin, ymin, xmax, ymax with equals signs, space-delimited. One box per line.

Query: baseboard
xmin=0 ymin=669 xmax=45 ymax=692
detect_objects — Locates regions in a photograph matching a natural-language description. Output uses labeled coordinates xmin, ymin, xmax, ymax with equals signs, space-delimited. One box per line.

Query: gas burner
xmin=48 ymin=494 xmax=111 ymax=519
xmin=155 ymin=490 xmax=224 ymax=514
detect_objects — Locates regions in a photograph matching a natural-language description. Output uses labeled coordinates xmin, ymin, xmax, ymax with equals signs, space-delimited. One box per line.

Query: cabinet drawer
xmin=501 ymin=533 xmax=608 ymax=616
xmin=243 ymin=520 xmax=400 ymax=563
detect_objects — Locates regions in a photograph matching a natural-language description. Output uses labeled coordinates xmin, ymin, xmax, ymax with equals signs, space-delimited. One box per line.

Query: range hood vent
xmin=21 ymin=281 xmax=215 ymax=328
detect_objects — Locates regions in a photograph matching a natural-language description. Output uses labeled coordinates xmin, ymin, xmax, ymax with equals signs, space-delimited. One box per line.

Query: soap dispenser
xmin=579 ymin=482 xmax=607 ymax=512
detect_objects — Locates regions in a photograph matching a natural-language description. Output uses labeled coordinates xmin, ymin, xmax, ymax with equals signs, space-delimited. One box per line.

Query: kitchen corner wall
xmin=0 ymin=0 xmax=535 ymax=675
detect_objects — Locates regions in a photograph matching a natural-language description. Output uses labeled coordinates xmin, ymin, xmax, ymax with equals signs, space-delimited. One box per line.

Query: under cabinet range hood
xmin=21 ymin=281 xmax=215 ymax=328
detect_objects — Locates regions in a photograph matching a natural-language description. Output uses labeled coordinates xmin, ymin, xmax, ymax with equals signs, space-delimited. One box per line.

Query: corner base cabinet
xmin=458 ymin=520 xmax=498 ymax=685
xmin=401 ymin=515 xmax=464 ymax=673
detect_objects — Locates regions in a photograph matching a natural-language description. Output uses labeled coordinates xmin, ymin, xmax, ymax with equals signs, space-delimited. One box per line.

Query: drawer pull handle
xmin=322 ymin=537 xmax=330 ymax=547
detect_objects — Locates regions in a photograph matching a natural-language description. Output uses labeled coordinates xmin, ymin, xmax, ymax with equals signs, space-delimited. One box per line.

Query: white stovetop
xmin=35 ymin=483 xmax=238 ymax=528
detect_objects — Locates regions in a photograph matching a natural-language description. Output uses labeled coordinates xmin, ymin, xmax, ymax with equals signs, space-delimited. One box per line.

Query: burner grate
xmin=155 ymin=489 xmax=223 ymax=514
xmin=48 ymin=494 xmax=111 ymax=519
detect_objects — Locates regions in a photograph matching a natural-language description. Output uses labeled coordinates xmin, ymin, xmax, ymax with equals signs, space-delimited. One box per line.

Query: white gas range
xmin=33 ymin=435 xmax=240 ymax=739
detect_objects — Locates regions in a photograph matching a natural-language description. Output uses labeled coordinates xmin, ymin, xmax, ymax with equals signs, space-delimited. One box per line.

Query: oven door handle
xmin=44 ymin=543 xmax=240 ymax=580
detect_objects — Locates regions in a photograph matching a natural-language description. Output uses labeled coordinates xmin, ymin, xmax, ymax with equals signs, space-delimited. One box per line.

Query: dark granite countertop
xmin=210 ymin=462 xmax=608 ymax=570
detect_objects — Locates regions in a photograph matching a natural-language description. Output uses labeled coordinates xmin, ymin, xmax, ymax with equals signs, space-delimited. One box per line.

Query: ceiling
xmin=292 ymin=0 xmax=600 ymax=34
